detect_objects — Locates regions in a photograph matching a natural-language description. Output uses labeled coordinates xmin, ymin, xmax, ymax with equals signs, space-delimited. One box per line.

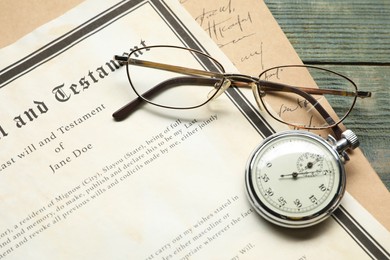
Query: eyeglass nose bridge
xmin=207 ymin=78 xmax=232 ymax=100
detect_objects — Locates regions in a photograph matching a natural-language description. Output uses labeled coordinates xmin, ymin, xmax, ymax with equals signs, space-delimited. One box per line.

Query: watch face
xmin=245 ymin=131 xmax=345 ymax=228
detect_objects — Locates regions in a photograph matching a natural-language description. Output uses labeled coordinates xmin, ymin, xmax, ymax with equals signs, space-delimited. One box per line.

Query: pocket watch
xmin=245 ymin=130 xmax=359 ymax=228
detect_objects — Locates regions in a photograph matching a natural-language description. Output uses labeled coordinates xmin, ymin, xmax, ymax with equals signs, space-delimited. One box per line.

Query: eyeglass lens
xmin=126 ymin=46 xmax=225 ymax=109
xmin=258 ymin=66 xmax=357 ymax=129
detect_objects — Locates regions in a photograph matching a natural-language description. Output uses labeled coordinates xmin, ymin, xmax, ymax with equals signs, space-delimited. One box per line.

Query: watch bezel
xmin=245 ymin=130 xmax=346 ymax=228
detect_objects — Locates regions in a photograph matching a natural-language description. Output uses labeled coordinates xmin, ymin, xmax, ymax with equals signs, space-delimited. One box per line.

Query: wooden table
xmin=265 ymin=0 xmax=390 ymax=190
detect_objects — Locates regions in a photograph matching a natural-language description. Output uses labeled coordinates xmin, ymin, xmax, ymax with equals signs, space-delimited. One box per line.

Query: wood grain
xmin=264 ymin=0 xmax=390 ymax=190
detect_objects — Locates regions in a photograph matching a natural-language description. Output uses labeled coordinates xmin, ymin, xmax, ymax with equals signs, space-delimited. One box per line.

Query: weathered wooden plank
xmin=265 ymin=0 xmax=390 ymax=63
xmin=324 ymin=66 xmax=390 ymax=187
xmin=264 ymin=0 xmax=390 ymax=190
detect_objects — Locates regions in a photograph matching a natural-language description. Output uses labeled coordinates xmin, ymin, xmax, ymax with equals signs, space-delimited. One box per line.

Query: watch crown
xmin=334 ymin=130 xmax=359 ymax=154
xmin=341 ymin=130 xmax=359 ymax=150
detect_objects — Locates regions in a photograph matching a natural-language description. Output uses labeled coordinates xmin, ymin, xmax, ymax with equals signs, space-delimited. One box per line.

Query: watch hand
xmin=280 ymin=170 xmax=324 ymax=179
xmin=303 ymin=155 xmax=323 ymax=170
xmin=280 ymin=172 xmax=299 ymax=179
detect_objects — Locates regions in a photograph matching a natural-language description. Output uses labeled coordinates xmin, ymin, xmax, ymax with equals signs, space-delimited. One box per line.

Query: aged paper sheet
xmin=0 ymin=0 xmax=389 ymax=259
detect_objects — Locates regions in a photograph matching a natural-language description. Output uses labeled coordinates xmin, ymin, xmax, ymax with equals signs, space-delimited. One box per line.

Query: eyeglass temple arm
xmin=283 ymin=85 xmax=371 ymax=98
xmin=233 ymin=79 xmax=371 ymax=99
xmin=115 ymin=55 xmax=224 ymax=78
xmin=112 ymin=76 xmax=220 ymax=121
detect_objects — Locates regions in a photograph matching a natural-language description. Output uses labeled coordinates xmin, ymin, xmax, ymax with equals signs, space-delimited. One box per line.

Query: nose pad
xmin=250 ymin=82 xmax=265 ymax=111
xmin=207 ymin=79 xmax=231 ymax=100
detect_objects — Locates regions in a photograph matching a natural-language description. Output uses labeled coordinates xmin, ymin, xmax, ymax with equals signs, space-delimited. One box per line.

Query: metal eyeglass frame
xmin=113 ymin=45 xmax=371 ymax=138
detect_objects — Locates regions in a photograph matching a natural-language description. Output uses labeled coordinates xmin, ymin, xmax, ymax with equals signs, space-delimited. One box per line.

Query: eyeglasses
xmin=113 ymin=45 xmax=371 ymax=133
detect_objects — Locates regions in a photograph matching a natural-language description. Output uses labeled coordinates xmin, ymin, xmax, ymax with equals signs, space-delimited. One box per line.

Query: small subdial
xmin=296 ymin=152 xmax=324 ymax=173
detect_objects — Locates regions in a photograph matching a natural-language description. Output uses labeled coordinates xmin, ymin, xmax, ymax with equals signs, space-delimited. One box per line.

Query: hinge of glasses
xmin=114 ymin=55 xmax=128 ymax=65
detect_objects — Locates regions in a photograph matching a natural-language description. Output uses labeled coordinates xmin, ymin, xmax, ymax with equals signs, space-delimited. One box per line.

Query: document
xmin=0 ymin=0 xmax=389 ymax=259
